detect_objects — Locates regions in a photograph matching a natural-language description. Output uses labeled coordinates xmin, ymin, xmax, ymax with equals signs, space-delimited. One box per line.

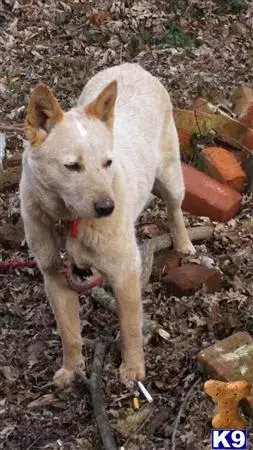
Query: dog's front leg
xmin=43 ymin=270 xmax=83 ymax=388
xmin=110 ymin=247 xmax=145 ymax=381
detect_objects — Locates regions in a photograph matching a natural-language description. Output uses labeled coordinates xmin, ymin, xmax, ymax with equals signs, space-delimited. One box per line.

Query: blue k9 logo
xmin=212 ymin=430 xmax=247 ymax=449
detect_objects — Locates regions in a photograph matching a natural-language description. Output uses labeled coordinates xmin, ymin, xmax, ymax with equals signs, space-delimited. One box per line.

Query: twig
xmin=0 ymin=124 xmax=23 ymax=133
xmin=171 ymin=377 xmax=201 ymax=450
xmin=24 ymin=433 xmax=44 ymax=450
xmin=77 ymin=340 xmax=118 ymax=450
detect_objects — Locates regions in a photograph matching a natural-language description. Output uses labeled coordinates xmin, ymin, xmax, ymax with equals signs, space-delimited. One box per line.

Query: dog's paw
xmin=54 ymin=362 xmax=85 ymax=388
xmin=53 ymin=367 xmax=76 ymax=388
xmin=120 ymin=361 xmax=145 ymax=382
xmin=175 ymin=240 xmax=196 ymax=255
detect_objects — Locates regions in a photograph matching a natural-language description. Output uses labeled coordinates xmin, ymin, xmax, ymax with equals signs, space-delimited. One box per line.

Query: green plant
xmin=156 ymin=23 xmax=195 ymax=48
xmin=218 ymin=0 xmax=246 ymax=14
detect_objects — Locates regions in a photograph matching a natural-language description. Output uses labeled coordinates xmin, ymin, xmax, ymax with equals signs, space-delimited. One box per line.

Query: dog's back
xmin=78 ymin=63 xmax=176 ymax=219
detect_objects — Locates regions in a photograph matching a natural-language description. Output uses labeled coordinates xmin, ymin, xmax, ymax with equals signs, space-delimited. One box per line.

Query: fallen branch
xmin=0 ymin=124 xmax=23 ymax=133
xmin=171 ymin=377 xmax=201 ymax=450
xmin=77 ymin=340 xmax=118 ymax=450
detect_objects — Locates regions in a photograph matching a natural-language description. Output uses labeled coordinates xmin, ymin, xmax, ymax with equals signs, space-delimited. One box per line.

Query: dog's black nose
xmin=94 ymin=199 xmax=114 ymax=217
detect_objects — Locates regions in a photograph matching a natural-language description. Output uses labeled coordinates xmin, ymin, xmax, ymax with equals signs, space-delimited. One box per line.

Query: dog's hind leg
xmin=155 ymin=115 xmax=195 ymax=254
xmin=44 ymin=271 xmax=83 ymax=388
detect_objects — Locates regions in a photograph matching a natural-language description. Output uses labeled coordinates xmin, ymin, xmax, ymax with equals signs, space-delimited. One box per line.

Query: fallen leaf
xmin=28 ymin=394 xmax=59 ymax=409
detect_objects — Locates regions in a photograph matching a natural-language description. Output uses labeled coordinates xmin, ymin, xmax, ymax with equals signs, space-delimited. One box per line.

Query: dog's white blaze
xmin=63 ymin=155 xmax=78 ymax=165
xmin=75 ymin=120 xmax=87 ymax=140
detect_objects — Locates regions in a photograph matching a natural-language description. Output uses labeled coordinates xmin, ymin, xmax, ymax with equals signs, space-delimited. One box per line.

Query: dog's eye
xmin=64 ymin=162 xmax=80 ymax=171
xmin=104 ymin=159 xmax=112 ymax=168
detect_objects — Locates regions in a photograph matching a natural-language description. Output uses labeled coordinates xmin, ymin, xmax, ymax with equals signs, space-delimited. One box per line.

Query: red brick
xmin=200 ymin=146 xmax=246 ymax=192
xmin=198 ymin=332 xmax=253 ymax=416
xmin=152 ymin=250 xmax=182 ymax=281
xmin=182 ymin=163 xmax=242 ymax=221
xmin=191 ymin=97 xmax=213 ymax=114
xmin=162 ymin=263 xmax=222 ymax=297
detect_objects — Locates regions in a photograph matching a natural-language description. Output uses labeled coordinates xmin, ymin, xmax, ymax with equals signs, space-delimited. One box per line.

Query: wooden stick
xmin=0 ymin=124 xmax=23 ymax=133
xmin=171 ymin=377 xmax=201 ymax=450
xmin=77 ymin=341 xmax=118 ymax=450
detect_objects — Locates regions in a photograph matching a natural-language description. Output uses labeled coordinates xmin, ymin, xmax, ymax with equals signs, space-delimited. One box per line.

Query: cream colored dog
xmin=20 ymin=63 xmax=195 ymax=388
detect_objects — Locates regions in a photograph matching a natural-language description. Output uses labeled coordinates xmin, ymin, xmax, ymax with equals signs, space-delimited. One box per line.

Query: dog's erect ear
xmin=85 ymin=80 xmax=117 ymax=127
xmin=25 ymin=83 xmax=63 ymax=146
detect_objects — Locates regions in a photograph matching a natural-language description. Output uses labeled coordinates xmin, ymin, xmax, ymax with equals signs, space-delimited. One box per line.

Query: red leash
xmin=0 ymin=260 xmax=37 ymax=270
xmin=0 ymin=218 xmax=105 ymax=292
xmin=0 ymin=257 xmax=104 ymax=292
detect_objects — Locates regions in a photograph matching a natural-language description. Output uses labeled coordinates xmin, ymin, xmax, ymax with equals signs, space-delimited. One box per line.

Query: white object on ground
xmin=137 ymin=381 xmax=153 ymax=403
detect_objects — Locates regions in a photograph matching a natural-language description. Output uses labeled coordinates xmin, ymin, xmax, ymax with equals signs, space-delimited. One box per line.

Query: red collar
xmin=70 ymin=218 xmax=81 ymax=238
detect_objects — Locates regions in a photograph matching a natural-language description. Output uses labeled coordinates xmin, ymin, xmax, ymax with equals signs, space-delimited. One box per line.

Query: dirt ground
xmin=1 ymin=1 xmax=253 ymax=449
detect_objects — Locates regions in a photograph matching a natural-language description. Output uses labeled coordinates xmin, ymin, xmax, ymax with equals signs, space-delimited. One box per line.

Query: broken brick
xmin=162 ymin=263 xmax=222 ymax=297
xmin=200 ymin=146 xmax=246 ymax=192
xmin=198 ymin=331 xmax=253 ymax=416
xmin=152 ymin=249 xmax=182 ymax=281
xmin=0 ymin=221 xmax=24 ymax=249
xmin=174 ymin=108 xmax=247 ymax=148
xmin=182 ymin=163 xmax=242 ymax=221
xmin=191 ymin=97 xmax=213 ymax=114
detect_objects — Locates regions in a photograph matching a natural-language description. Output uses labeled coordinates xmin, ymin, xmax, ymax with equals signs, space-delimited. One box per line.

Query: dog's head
xmin=25 ymin=81 xmax=118 ymax=219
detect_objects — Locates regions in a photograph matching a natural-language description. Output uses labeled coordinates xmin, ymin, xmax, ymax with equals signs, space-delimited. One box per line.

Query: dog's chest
xmin=65 ymin=226 xmax=103 ymax=270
